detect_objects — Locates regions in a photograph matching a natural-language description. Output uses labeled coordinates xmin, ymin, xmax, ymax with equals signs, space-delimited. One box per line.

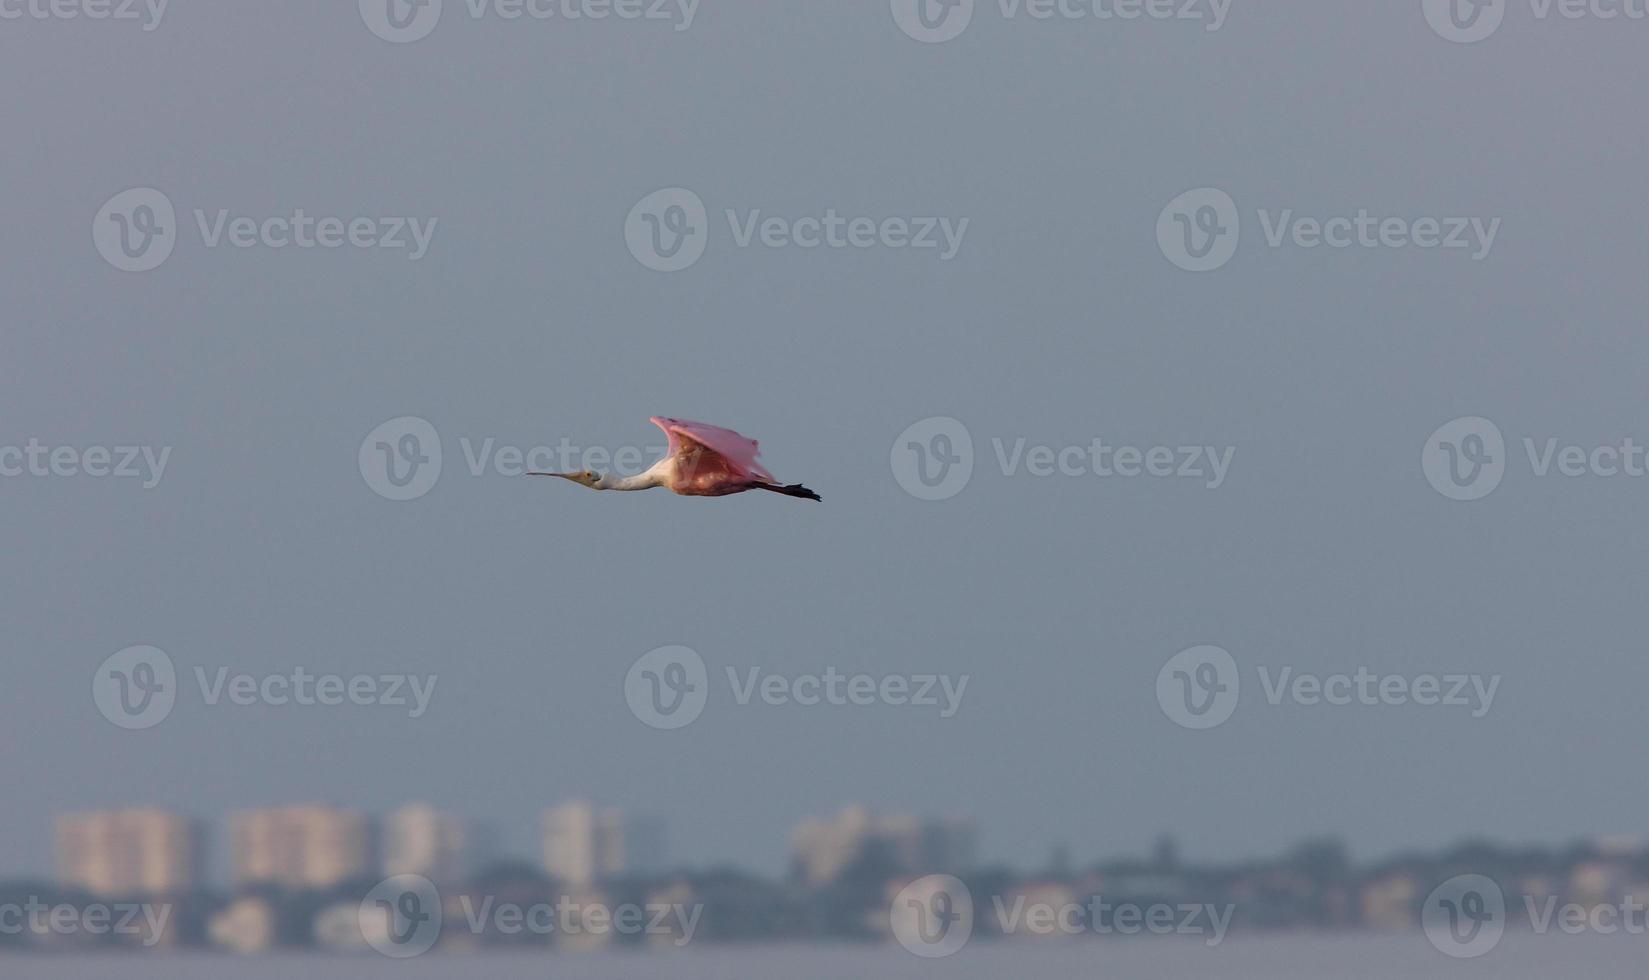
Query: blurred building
xmin=791 ymin=806 xmax=977 ymax=886
xmin=541 ymin=801 xmax=627 ymax=886
xmin=791 ymin=806 xmax=874 ymax=884
xmin=383 ymin=803 xmax=468 ymax=884
xmin=1571 ymin=859 xmax=1630 ymax=905
xmin=55 ymin=807 xmax=203 ymax=896
xmin=207 ymin=896 xmax=277 ymax=954
xmin=1359 ymin=870 xmax=1420 ymax=930
xmin=1595 ymin=835 xmax=1643 ymax=858
xmin=229 ymin=804 xmax=373 ymax=889
xmin=996 ymin=881 xmax=1080 ymax=939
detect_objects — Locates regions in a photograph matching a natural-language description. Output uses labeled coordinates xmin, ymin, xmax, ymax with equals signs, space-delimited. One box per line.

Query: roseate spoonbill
xmin=530 ymin=417 xmax=821 ymax=501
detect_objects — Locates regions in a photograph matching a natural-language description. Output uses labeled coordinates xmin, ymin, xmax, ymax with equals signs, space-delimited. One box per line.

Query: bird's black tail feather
xmin=754 ymin=482 xmax=822 ymax=502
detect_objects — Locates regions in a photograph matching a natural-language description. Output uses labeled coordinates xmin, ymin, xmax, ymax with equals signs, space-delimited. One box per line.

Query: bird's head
xmin=533 ymin=469 xmax=607 ymax=490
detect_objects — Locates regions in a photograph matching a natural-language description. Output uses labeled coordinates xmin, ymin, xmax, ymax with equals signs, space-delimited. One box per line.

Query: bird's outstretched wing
xmin=650 ymin=416 xmax=776 ymax=483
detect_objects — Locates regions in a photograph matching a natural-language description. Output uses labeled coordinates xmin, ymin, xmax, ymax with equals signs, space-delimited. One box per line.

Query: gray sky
xmin=3 ymin=1 xmax=1648 ymax=879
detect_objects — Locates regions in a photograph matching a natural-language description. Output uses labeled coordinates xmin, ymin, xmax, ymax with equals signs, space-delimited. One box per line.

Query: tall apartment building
xmin=791 ymin=806 xmax=976 ymax=886
xmin=229 ymin=804 xmax=373 ymax=889
xmin=55 ymin=808 xmax=203 ymax=896
xmin=382 ymin=803 xmax=468 ymax=884
xmin=541 ymin=801 xmax=627 ymax=886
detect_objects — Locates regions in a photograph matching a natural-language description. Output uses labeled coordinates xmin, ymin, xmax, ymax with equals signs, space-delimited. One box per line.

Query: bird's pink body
xmin=650 ymin=416 xmax=776 ymax=495
xmin=529 ymin=418 xmax=820 ymax=501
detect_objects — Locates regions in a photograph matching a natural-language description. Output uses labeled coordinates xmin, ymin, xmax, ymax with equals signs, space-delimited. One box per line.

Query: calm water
xmin=6 ymin=934 xmax=1638 ymax=979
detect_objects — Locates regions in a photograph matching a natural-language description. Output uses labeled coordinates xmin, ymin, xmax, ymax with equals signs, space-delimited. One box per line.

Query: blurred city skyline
xmin=37 ymin=799 xmax=1640 ymax=889
xmin=5 ymin=4 xmax=1649 ymax=974
xmin=22 ymin=799 xmax=1649 ymax=955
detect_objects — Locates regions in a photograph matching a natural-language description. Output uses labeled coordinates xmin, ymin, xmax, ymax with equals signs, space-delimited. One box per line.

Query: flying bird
xmin=530 ymin=417 xmax=820 ymax=502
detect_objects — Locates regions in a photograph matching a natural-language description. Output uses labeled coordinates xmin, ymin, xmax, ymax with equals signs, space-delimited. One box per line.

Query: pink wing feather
xmin=650 ymin=416 xmax=776 ymax=483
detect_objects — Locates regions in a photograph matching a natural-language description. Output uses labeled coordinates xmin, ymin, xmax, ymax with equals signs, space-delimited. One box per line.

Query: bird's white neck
xmin=604 ymin=470 xmax=665 ymax=492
